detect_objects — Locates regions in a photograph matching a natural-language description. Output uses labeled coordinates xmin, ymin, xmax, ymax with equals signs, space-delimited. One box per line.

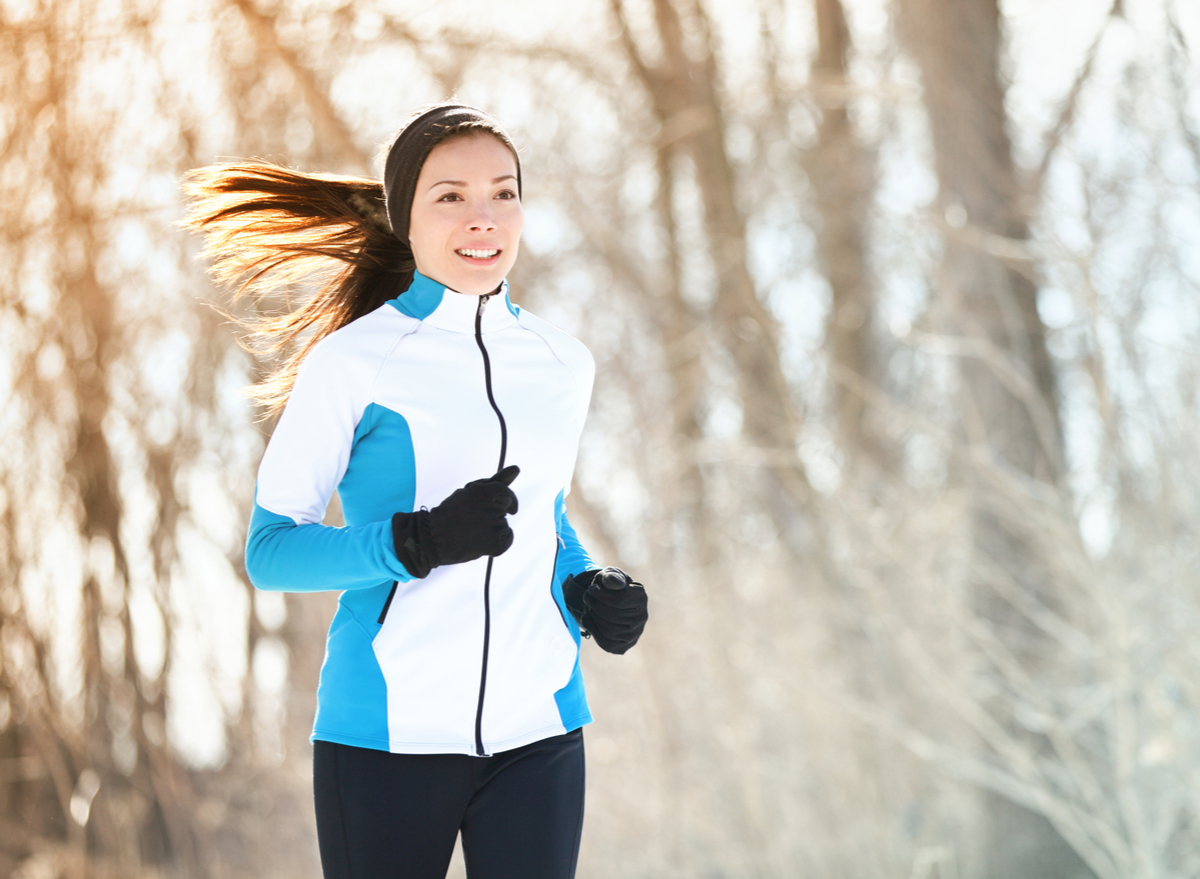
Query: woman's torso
xmin=302 ymin=274 xmax=595 ymax=756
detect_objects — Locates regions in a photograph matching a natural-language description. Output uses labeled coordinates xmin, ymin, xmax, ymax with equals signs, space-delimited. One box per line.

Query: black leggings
xmin=313 ymin=730 xmax=585 ymax=879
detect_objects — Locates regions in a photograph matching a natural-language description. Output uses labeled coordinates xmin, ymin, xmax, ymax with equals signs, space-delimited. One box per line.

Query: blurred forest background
xmin=2 ymin=0 xmax=1200 ymax=876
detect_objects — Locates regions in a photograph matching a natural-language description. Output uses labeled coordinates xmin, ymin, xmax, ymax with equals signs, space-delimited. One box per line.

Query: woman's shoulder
xmin=296 ymin=302 xmax=422 ymax=387
xmin=514 ymin=308 xmax=595 ymax=378
xmin=310 ymin=301 xmax=420 ymax=359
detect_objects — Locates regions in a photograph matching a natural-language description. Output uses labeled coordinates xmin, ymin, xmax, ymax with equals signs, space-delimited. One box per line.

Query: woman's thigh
xmin=312 ymin=740 xmax=471 ymax=879
xmin=460 ymin=729 xmax=586 ymax=879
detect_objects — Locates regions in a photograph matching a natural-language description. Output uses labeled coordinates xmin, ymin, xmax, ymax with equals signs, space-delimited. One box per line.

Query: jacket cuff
xmin=561 ymin=569 xmax=600 ymax=632
xmin=390 ymin=510 xmax=435 ymax=579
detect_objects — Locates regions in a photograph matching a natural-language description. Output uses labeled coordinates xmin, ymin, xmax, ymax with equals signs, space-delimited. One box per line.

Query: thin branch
xmin=1030 ymin=0 xmax=1123 ymax=200
xmin=225 ymin=0 xmax=370 ymax=171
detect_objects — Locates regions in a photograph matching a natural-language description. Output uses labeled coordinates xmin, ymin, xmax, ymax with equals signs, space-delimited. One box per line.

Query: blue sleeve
xmin=245 ymin=498 xmax=414 ymax=592
xmin=553 ymin=491 xmax=595 ymax=584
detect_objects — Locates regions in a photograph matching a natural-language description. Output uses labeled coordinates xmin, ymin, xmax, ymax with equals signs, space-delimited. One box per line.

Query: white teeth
xmin=458 ymin=248 xmax=499 ymax=259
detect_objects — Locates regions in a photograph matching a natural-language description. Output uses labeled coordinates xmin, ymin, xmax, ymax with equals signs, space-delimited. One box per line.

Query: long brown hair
xmin=182 ymin=164 xmax=407 ymax=415
xmin=182 ymin=104 xmax=520 ymax=417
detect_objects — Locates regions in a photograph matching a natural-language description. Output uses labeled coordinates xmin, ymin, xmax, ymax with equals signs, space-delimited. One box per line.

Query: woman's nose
xmin=467 ymin=205 xmax=496 ymax=232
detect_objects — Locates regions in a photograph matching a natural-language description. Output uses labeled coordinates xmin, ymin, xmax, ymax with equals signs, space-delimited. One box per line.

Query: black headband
xmin=382 ymin=104 xmax=521 ymax=245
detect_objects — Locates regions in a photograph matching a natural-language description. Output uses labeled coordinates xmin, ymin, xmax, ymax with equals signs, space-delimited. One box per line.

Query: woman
xmin=184 ymin=104 xmax=648 ymax=879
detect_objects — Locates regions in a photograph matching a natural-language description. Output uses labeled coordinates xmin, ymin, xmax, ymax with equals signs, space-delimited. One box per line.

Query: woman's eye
xmin=496 ymin=190 xmax=517 ymax=200
xmin=437 ymin=193 xmax=462 ymax=202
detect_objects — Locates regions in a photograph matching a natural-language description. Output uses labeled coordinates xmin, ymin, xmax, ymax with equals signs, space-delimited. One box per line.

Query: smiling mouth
xmin=456 ymin=248 xmax=500 ymax=261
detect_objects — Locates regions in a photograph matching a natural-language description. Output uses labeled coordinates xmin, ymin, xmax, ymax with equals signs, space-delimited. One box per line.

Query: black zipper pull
xmin=477 ymin=293 xmax=491 ymax=316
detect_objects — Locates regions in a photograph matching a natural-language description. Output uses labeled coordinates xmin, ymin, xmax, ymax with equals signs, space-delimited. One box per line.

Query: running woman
xmin=185 ymin=103 xmax=649 ymax=879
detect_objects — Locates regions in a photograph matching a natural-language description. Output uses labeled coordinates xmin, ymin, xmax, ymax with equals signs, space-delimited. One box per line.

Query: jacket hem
xmin=311 ymin=713 xmax=594 ymax=756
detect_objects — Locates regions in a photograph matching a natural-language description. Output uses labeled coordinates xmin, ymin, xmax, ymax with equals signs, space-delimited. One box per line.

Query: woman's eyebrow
xmin=429 ymin=174 xmax=517 ymax=189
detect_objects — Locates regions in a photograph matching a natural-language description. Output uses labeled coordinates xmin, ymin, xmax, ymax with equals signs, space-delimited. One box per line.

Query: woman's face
xmin=408 ymin=134 xmax=523 ymax=297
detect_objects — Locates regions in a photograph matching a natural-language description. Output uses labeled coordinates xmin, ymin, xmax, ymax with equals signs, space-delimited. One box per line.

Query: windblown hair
xmin=182 ymin=163 xmax=409 ymax=416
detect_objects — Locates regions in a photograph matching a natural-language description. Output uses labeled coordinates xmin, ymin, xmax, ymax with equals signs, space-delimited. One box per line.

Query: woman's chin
xmin=430 ymin=263 xmax=514 ymax=297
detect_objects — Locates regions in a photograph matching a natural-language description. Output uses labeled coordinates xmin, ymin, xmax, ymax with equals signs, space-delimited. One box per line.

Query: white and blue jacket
xmin=245 ymin=271 xmax=595 ymax=757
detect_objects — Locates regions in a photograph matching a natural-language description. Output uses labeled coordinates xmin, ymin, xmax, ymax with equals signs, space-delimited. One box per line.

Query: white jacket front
xmin=246 ymin=272 xmax=596 ymax=756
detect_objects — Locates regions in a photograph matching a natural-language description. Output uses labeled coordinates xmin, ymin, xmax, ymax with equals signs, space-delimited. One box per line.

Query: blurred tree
xmin=892 ymin=0 xmax=1093 ymax=874
xmin=610 ymin=0 xmax=825 ymax=538
xmin=808 ymin=0 xmax=888 ymax=469
xmin=0 ymin=0 xmax=387 ymax=874
xmin=1 ymin=2 xmax=211 ymax=874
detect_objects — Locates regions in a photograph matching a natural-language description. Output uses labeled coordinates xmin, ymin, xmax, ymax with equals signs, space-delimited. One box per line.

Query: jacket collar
xmin=390 ymin=270 xmax=519 ymax=334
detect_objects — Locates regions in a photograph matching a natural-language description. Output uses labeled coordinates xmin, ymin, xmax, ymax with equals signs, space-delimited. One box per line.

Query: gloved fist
xmin=392 ymin=465 xmax=520 ymax=578
xmin=561 ymin=566 xmax=648 ymax=654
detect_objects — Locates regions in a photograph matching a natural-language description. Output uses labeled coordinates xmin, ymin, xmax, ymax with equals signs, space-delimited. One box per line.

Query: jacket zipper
xmin=377 ymin=581 xmax=398 ymax=625
xmin=473 ymin=293 xmax=508 ymax=756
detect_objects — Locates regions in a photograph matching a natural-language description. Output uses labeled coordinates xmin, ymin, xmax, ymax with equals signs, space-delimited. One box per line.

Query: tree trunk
xmin=895 ymin=0 xmax=1085 ymax=876
xmin=611 ymin=0 xmax=829 ymax=561
xmin=808 ymin=0 xmax=888 ymax=468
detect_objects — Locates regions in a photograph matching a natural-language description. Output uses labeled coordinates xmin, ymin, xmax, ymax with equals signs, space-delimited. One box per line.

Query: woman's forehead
xmin=418 ymin=134 xmax=519 ymax=181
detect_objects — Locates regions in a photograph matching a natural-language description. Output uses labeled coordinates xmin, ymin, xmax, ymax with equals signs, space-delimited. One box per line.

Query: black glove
xmin=561 ymin=566 xmax=648 ymax=654
xmin=391 ymin=465 xmax=519 ymax=578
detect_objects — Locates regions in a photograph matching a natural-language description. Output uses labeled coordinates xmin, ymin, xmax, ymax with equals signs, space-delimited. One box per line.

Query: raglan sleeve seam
xmin=519 ymin=318 xmax=595 ymax=437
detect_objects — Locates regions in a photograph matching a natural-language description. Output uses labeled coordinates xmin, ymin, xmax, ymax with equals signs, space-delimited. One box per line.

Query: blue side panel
xmin=338 ymin=403 xmax=418 ymax=522
xmin=389 ymin=271 xmax=443 ymax=320
xmin=310 ymin=402 xmax=423 ymax=747
xmin=549 ymin=567 xmax=592 ymax=728
xmin=551 ymin=490 xmax=593 ymax=729
xmin=554 ymin=492 xmax=595 ymax=581
xmin=553 ymin=658 xmax=592 ymax=730
xmin=311 ymin=601 xmax=391 ymax=749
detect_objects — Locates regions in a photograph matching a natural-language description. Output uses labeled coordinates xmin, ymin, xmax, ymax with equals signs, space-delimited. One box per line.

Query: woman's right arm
xmin=244 ymin=331 xmax=415 ymax=592
xmin=246 ymin=504 xmax=411 ymax=592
